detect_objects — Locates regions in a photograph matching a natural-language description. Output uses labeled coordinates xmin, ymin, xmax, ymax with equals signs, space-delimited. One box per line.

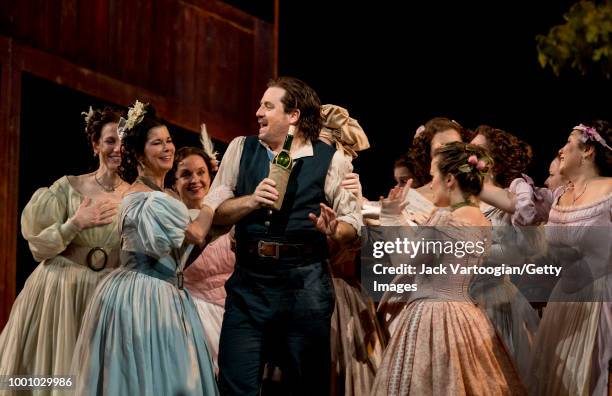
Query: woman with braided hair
xmin=371 ymin=142 xmax=526 ymax=395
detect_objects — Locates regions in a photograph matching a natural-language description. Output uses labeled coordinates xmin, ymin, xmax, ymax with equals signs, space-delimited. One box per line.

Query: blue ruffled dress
xmin=71 ymin=192 xmax=219 ymax=395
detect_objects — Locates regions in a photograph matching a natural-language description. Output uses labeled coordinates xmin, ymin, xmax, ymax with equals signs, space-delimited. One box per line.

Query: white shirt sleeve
xmin=324 ymin=150 xmax=363 ymax=235
xmin=203 ymin=136 xmax=245 ymax=211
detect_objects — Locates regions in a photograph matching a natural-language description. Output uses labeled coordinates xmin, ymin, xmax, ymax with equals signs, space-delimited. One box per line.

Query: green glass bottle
xmin=272 ymin=126 xmax=295 ymax=170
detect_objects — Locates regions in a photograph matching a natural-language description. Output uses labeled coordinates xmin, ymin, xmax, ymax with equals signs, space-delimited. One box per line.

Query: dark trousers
xmin=218 ymin=261 xmax=334 ymax=396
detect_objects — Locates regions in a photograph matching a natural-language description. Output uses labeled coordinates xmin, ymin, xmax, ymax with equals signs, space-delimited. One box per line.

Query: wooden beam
xmin=10 ymin=37 xmax=244 ymax=143
xmin=0 ymin=37 xmax=21 ymax=327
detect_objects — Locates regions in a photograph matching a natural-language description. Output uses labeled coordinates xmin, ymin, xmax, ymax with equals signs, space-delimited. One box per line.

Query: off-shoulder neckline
xmin=553 ymin=187 xmax=612 ymax=212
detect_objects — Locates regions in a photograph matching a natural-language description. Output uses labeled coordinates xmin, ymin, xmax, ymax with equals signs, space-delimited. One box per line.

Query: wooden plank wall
xmin=0 ymin=0 xmax=275 ymax=139
xmin=0 ymin=0 xmax=276 ymax=326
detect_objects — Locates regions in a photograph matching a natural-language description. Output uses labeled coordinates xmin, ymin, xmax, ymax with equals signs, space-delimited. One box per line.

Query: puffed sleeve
xmin=124 ymin=192 xmax=189 ymax=258
xmin=509 ymin=175 xmax=553 ymax=226
xmin=324 ymin=150 xmax=363 ymax=234
xmin=20 ymin=178 xmax=80 ymax=262
xmin=202 ymin=136 xmax=245 ymax=211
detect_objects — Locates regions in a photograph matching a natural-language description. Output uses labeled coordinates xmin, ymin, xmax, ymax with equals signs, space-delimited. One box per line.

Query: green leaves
xmin=536 ymin=0 xmax=612 ymax=78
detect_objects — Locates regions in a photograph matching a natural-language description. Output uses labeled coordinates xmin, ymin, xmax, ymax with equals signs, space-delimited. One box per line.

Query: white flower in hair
xmin=125 ymin=100 xmax=147 ymax=131
xmin=81 ymin=106 xmax=95 ymax=128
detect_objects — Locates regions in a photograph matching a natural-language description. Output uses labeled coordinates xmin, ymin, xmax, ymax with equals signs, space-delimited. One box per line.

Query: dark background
xmin=228 ymin=0 xmax=611 ymax=197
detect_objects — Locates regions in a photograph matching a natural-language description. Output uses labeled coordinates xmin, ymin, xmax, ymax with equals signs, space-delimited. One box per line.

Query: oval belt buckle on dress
xmin=86 ymin=247 xmax=108 ymax=272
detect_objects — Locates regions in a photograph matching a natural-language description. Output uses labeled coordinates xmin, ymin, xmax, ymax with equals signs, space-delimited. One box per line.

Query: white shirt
xmin=204 ymin=136 xmax=362 ymax=234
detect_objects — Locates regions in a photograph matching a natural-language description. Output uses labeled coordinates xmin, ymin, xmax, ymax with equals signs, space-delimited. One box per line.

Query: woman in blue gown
xmin=71 ymin=101 xmax=219 ymax=395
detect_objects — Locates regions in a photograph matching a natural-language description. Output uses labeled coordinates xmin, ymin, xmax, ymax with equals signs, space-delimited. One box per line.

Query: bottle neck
xmin=281 ymin=133 xmax=294 ymax=152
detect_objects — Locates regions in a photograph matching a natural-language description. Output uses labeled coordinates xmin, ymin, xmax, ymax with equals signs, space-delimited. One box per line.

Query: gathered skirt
xmin=470 ymin=274 xmax=539 ymax=383
xmin=371 ymin=300 xmax=526 ymax=396
xmin=192 ymin=297 xmax=224 ymax=372
xmin=0 ymin=257 xmax=111 ymax=386
xmin=330 ymin=277 xmax=385 ymax=396
xmin=71 ymin=255 xmax=218 ymax=396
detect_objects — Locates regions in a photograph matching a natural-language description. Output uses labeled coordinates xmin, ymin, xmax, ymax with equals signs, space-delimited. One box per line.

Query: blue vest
xmin=235 ymin=136 xmax=335 ymax=246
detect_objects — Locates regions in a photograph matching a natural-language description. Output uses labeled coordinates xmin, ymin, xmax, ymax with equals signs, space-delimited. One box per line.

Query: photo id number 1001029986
xmin=0 ymin=376 xmax=74 ymax=390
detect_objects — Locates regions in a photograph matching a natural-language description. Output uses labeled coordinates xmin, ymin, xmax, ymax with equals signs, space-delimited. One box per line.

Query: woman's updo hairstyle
xmin=433 ymin=142 xmax=493 ymax=198
xmin=409 ymin=117 xmax=469 ymax=187
xmin=82 ymin=106 xmax=122 ymax=150
xmin=118 ymin=101 xmax=164 ymax=183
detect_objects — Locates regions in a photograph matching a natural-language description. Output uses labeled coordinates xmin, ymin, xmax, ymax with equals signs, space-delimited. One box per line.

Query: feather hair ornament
xmin=200 ymin=123 xmax=219 ymax=170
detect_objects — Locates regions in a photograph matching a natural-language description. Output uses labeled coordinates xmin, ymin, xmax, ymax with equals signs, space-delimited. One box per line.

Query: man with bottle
xmin=204 ymin=76 xmax=361 ymax=395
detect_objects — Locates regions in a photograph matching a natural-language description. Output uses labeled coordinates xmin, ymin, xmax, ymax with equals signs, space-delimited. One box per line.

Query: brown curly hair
xmin=167 ymin=146 xmax=217 ymax=189
xmin=434 ymin=142 xmax=493 ymax=199
xmin=267 ymin=77 xmax=322 ymax=142
xmin=84 ymin=106 xmax=122 ymax=150
xmin=408 ymin=117 xmax=469 ymax=187
xmin=472 ymin=125 xmax=533 ymax=188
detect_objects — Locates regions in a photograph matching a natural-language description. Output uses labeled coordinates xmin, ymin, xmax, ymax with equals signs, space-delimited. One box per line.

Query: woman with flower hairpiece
xmin=371 ymin=142 xmax=526 ymax=395
xmin=476 ymin=120 xmax=612 ymax=394
xmin=526 ymin=120 xmax=612 ymax=396
xmin=468 ymin=125 xmax=543 ymax=383
xmin=382 ymin=117 xmax=469 ymax=227
xmin=71 ymin=101 xmax=219 ymax=395
xmin=0 ymin=107 xmax=125 ymax=385
xmin=373 ymin=118 xmax=468 ymax=338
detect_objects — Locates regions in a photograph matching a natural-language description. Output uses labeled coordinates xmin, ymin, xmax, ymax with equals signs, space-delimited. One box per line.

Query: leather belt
xmin=60 ymin=244 xmax=119 ymax=271
xmin=244 ymin=240 xmax=321 ymax=259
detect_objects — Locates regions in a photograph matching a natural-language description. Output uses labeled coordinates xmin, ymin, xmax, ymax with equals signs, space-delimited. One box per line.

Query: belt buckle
xmin=258 ymin=241 xmax=280 ymax=259
xmin=87 ymin=247 xmax=108 ymax=272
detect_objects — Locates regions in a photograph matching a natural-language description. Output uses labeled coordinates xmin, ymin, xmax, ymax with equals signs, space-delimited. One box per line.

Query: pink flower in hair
xmin=476 ymin=160 xmax=486 ymax=171
xmin=574 ymin=123 xmax=612 ymax=152
xmin=575 ymin=124 xmax=597 ymax=144
xmin=467 ymin=155 xmax=478 ymax=165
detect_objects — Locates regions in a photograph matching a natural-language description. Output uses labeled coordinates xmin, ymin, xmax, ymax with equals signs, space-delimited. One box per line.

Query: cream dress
xmin=0 ymin=176 xmax=119 ymax=392
xmin=529 ymin=188 xmax=612 ymax=396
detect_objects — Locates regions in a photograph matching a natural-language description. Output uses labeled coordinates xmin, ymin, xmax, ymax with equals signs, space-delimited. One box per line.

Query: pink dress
xmin=372 ymin=209 xmax=526 ymax=395
xmin=183 ymin=232 xmax=235 ymax=370
xmin=530 ymin=188 xmax=612 ymax=396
